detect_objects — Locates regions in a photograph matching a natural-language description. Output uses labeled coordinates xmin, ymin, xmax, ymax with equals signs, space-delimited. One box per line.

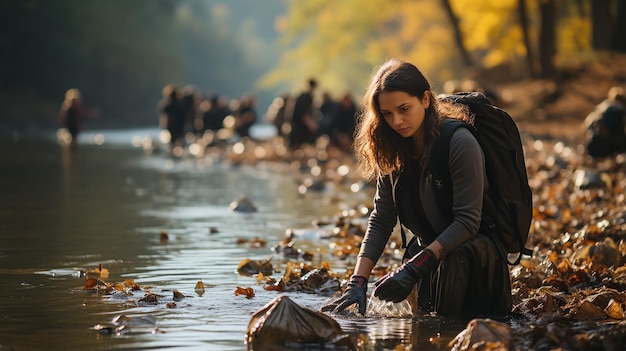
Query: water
xmin=0 ymin=128 xmax=467 ymax=351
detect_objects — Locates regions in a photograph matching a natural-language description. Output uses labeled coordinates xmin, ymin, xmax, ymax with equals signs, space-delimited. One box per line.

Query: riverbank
xmin=206 ymin=121 xmax=625 ymax=350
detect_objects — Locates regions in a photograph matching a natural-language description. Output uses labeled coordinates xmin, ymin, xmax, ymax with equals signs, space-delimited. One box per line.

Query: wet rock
xmin=448 ymin=318 xmax=511 ymax=351
xmin=229 ymin=196 xmax=257 ymax=213
xmin=284 ymin=268 xmax=341 ymax=295
xmin=237 ymin=257 xmax=274 ymax=276
xmin=245 ymin=295 xmax=355 ymax=350
xmin=173 ymin=289 xmax=185 ymax=300
xmin=138 ymin=293 xmax=159 ymax=305
xmin=94 ymin=314 xmax=159 ymax=335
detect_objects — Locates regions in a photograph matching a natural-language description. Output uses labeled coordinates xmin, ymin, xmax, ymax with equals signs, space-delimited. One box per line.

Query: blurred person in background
xmin=583 ymin=86 xmax=626 ymax=158
xmin=331 ymin=92 xmax=358 ymax=151
xmin=58 ymin=88 xmax=100 ymax=149
xmin=157 ymin=84 xmax=187 ymax=153
xmin=289 ymin=78 xmax=319 ymax=149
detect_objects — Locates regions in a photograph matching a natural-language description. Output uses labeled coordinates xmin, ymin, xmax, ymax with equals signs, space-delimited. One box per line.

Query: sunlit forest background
xmin=1 ymin=0 xmax=625 ymax=130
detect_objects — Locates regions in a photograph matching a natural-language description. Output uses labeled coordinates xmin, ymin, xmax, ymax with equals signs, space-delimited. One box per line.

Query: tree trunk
xmin=538 ymin=0 xmax=557 ymax=78
xmin=517 ymin=0 xmax=536 ymax=77
xmin=591 ymin=0 xmax=612 ymax=51
xmin=440 ymin=0 xmax=474 ymax=68
xmin=610 ymin=0 xmax=626 ymax=52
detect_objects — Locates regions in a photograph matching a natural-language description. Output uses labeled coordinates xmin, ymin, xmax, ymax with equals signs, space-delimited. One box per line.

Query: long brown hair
xmin=353 ymin=59 xmax=442 ymax=180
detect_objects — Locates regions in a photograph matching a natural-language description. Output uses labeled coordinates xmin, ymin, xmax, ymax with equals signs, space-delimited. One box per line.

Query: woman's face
xmin=378 ymin=90 xmax=430 ymax=140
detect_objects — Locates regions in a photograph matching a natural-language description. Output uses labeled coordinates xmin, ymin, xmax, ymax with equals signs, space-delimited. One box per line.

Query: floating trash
xmin=245 ymin=295 xmax=355 ymax=350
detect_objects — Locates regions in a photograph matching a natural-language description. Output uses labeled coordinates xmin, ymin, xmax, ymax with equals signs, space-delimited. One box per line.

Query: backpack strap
xmin=400 ymin=118 xmax=527 ymax=266
xmin=429 ymin=118 xmax=470 ymax=216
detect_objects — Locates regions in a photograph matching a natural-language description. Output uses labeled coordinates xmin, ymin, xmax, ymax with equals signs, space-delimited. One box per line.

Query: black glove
xmin=373 ymin=248 xmax=438 ymax=303
xmin=320 ymin=275 xmax=368 ymax=315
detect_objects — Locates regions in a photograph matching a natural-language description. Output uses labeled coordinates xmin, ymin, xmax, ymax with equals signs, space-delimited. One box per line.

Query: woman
xmin=59 ymin=88 xmax=99 ymax=148
xmin=321 ymin=59 xmax=511 ymax=318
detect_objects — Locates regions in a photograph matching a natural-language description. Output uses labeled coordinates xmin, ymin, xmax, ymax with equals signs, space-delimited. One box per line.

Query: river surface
xmin=0 ymin=128 xmax=467 ymax=351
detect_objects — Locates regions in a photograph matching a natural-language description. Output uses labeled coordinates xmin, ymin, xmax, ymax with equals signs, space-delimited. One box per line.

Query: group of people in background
xmin=62 ymin=80 xmax=626 ymax=161
xmin=265 ymin=78 xmax=357 ymax=152
xmin=156 ymin=84 xmax=254 ymax=151
xmin=157 ymin=79 xmax=359 ymax=154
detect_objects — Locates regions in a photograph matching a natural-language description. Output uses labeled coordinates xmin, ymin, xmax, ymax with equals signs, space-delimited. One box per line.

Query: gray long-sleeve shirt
xmin=358 ymin=127 xmax=487 ymax=262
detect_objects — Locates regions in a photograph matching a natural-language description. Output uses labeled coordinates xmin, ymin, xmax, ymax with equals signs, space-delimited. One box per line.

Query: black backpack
xmin=430 ymin=92 xmax=533 ymax=265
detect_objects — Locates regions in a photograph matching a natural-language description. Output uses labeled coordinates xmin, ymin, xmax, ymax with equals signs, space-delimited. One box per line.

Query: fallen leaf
xmin=235 ymin=286 xmax=255 ymax=299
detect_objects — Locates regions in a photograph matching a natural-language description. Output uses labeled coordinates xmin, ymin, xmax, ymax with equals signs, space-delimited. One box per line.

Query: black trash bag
xmin=245 ymin=295 xmax=355 ymax=350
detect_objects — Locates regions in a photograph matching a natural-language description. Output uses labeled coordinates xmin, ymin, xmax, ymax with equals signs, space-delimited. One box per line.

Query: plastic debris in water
xmin=245 ymin=295 xmax=355 ymax=350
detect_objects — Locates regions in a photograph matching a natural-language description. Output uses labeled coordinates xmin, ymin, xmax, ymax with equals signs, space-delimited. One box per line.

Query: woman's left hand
xmin=372 ymin=248 xmax=438 ymax=302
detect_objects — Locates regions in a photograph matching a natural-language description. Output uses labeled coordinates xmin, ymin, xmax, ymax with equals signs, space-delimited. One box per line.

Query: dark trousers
xmin=406 ymin=233 xmax=512 ymax=318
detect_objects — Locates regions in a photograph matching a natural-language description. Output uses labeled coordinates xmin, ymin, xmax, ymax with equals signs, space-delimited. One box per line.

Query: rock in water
xmin=229 ymin=196 xmax=258 ymax=213
xmin=245 ymin=295 xmax=355 ymax=350
xmin=449 ymin=318 xmax=511 ymax=351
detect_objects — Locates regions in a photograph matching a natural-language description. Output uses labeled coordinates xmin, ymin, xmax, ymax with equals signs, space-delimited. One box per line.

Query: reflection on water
xmin=0 ymin=130 xmax=467 ymax=351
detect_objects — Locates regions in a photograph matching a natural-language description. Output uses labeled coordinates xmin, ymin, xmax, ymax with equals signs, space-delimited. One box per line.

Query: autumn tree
xmin=261 ymin=0 xmax=475 ymax=97
xmin=592 ymin=0 xmax=613 ymax=50
xmin=590 ymin=0 xmax=626 ymax=52
xmin=441 ymin=0 xmax=474 ymax=68
xmin=518 ymin=0 xmax=536 ymax=77
xmin=611 ymin=0 xmax=626 ymax=52
xmin=264 ymin=0 xmax=553 ymax=95
xmin=538 ymin=0 xmax=557 ymax=78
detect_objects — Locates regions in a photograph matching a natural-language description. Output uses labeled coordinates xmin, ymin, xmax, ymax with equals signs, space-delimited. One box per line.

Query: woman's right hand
xmin=320 ymin=275 xmax=368 ymax=315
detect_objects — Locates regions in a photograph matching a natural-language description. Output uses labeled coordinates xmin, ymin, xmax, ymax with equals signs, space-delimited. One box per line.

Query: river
xmin=0 ymin=128 xmax=467 ymax=351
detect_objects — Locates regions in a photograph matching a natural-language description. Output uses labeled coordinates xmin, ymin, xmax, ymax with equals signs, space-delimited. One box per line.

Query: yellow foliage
xmin=450 ymin=0 xmax=521 ymax=67
xmin=559 ymin=17 xmax=591 ymax=54
xmin=260 ymin=0 xmax=404 ymax=95
xmin=262 ymin=0 xmax=594 ymax=96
